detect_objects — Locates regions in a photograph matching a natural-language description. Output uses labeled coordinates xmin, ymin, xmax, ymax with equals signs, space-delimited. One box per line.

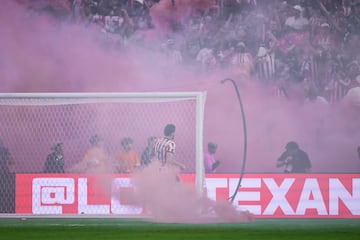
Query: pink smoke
xmin=0 ymin=0 xmax=359 ymax=223
xmin=1 ymin=0 xmax=360 ymax=172
xmin=150 ymin=0 xmax=215 ymax=30
xmin=129 ymin=161 xmax=254 ymax=223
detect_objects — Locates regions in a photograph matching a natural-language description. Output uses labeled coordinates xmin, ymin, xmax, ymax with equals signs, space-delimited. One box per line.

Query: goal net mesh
xmin=0 ymin=92 xmax=205 ymax=214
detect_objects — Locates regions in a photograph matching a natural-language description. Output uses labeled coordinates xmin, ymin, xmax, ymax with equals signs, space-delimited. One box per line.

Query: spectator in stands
xmin=311 ymin=22 xmax=336 ymax=55
xmin=276 ymin=141 xmax=311 ymax=173
xmin=118 ymin=8 xmax=135 ymax=38
xmin=0 ymin=139 xmax=14 ymax=175
xmin=114 ymin=137 xmax=140 ymax=173
xmin=17 ymin=0 xmax=360 ymax=105
xmin=141 ymin=136 xmax=157 ymax=167
xmin=254 ymin=42 xmax=276 ymax=82
xmin=325 ymin=70 xmax=351 ymax=104
xmin=71 ymin=0 xmax=85 ymax=23
xmin=342 ymin=74 xmax=360 ymax=109
xmin=204 ymin=142 xmax=220 ymax=173
xmin=230 ymin=42 xmax=254 ymax=83
xmin=153 ymin=123 xmax=185 ymax=170
xmin=196 ymin=42 xmax=217 ymax=72
xmin=284 ymin=5 xmax=309 ymax=32
xmin=44 ymin=142 xmax=65 ymax=173
xmin=311 ymin=22 xmax=337 ymax=89
xmin=305 ymin=87 xmax=329 ymax=105
xmin=162 ymin=38 xmax=183 ymax=64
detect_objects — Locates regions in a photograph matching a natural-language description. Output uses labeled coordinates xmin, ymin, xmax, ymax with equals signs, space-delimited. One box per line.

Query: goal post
xmin=0 ymin=92 xmax=206 ymax=214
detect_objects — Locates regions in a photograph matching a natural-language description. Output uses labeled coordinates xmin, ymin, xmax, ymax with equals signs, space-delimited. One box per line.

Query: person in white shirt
xmin=285 ymin=5 xmax=309 ymax=31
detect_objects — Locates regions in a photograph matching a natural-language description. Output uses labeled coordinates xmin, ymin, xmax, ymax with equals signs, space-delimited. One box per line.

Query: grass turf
xmin=0 ymin=218 xmax=359 ymax=240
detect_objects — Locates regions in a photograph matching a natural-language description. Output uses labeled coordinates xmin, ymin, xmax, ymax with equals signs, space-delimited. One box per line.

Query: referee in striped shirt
xmin=154 ymin=124 xmax=185 ymax=170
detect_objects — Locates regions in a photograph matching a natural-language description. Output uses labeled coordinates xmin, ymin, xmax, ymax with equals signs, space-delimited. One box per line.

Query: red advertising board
xmin=15 ymin=174 xmax=360 ymax=218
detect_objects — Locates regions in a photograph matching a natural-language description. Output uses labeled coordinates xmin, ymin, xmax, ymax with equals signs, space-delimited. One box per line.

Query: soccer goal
xmin=0 ymin=92 xmax=206 ymax=215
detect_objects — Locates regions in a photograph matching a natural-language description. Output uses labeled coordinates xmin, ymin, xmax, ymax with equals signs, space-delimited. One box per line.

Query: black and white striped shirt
xmin=153 ymin=137 xmax=176 ymax=165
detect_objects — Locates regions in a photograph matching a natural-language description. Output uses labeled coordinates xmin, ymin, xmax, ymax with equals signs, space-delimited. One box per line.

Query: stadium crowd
xmin=20 ymin=0 xmax=360 ymax=105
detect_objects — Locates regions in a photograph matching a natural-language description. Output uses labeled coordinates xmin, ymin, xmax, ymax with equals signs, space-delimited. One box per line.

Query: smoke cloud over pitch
xmin=0 ymin=1 xmax=359 ymax=222
xmin=1 ymin=1 xmax=359 ymax=174
xmin=129 ymin=161 xmax=254 ymax=223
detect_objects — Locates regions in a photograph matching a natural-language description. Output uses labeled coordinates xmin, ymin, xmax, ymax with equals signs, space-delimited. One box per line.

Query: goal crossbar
xmin=0 ymin=92 xmax=206 ymax=194
xmin=0 ymin=92 xmax=205 ymax=105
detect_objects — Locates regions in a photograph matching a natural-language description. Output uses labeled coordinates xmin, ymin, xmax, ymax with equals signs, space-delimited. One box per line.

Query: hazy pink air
xmin=0 ymin=0 xmax=359 ymax=223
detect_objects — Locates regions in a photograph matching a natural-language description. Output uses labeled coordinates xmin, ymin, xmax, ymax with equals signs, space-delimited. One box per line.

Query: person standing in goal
xmin=114 ymin=137 xmax=140 ymax=173
xmin=153 ymin=124 xmax=185 ymax=171
xmin=0 ymin=139 xmax=14 ymax=175
xmin=44 ymin=142 xmax=65 ymax=173
xmin=69 ymin=134 xmax=109 ymax=174
xmin=204 ymin=142 xmax=220 ymax=173
xmin=140 ymin=136 xmax=157 ymax=167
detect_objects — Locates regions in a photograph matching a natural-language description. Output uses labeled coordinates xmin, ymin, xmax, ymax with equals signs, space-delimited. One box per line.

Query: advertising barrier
xmin=15 ymin=174 xmax=360 ymax=218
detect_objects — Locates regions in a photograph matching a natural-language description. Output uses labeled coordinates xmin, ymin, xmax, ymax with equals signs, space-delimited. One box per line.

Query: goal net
xmin=0 ymin=92 xmax=206 ymax=215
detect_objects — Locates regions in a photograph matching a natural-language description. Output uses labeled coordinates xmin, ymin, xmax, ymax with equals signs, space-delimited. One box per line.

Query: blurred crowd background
xmin=16 ymin=0 xmax=360 ymax=104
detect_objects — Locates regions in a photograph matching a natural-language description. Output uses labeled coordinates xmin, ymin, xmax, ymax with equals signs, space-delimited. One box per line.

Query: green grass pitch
xmin=0 ymin=218 xmax=359 ymax=240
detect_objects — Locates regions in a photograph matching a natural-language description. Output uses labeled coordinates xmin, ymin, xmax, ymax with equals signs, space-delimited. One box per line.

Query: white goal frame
xmin=0 ymin=92 xmax=206 ymax=194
